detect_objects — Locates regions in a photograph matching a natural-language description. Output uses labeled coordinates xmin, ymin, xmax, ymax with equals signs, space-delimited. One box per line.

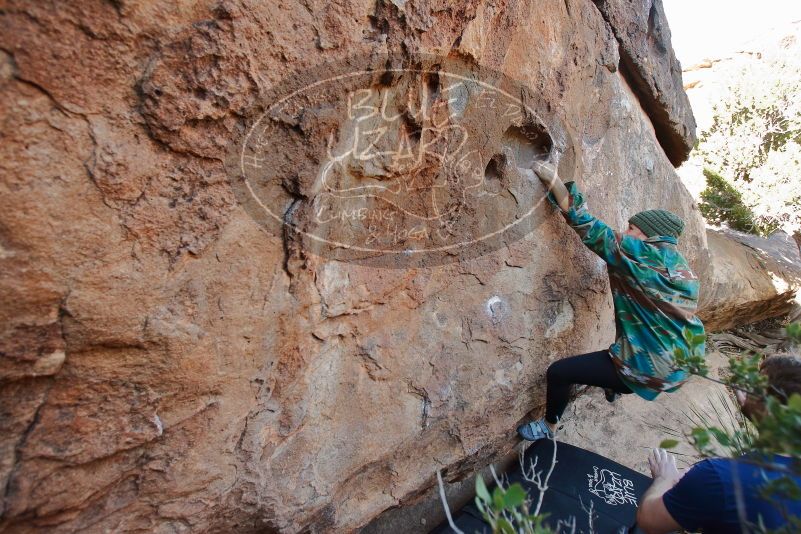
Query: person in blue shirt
xmin=636 ymin=355 xmax=801 ymax=533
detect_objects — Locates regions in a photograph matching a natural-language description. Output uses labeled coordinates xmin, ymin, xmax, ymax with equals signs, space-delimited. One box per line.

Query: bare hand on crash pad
xmin=532 ymin=161 xmax=570 ymax=212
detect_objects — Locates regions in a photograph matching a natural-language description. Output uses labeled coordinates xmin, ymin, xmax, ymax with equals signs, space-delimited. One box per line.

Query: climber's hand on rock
xmin=532 ymin=161 xmax=569 ymax=212
xmin=532 ymin=161 xmax=558 ymax=186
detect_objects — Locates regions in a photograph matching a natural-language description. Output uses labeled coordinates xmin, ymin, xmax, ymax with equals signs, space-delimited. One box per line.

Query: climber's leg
xmin=544 ymin=350 xmax=632 ymax=426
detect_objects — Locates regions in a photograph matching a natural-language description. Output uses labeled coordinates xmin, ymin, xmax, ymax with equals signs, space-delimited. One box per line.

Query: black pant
xmin=545 ymin=350 xmax=633 ymax=425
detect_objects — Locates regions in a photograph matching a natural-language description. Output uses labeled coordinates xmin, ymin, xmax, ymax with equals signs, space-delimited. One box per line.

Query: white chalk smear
xmin=485 ymin=295 xmax=508 ymax=324
xmin=485 ymin=295 xmax=502 ymax=316
xmin=153 ymin=414 xmax=163 ymax=436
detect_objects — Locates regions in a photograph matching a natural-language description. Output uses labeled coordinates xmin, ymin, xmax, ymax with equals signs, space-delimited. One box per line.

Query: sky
xmin=662 ymin=0 xmax=801 ymax=66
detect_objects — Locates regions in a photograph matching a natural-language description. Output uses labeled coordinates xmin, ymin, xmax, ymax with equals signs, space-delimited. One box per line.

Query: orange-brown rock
xmin=0 ymin=1 xmax=755 ymax=532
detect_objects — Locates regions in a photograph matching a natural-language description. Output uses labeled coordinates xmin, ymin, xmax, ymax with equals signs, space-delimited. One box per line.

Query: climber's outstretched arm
xmin=532 ymin=162 xmax=625 ymax=267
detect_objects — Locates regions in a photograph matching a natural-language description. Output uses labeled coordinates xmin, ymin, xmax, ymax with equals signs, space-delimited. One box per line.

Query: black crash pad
xmin=432 ymin=440 xmax=652 ymax=533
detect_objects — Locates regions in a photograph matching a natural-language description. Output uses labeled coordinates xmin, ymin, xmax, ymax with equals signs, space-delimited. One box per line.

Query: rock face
xmin=0 ymin=1 xmax=710 ymax=532
xmin=592 ymin=0 xmax=697 ymax=166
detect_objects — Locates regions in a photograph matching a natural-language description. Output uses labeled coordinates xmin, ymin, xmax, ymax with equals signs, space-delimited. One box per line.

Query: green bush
xmin=699 ymin=168 xmax=762 ymax=233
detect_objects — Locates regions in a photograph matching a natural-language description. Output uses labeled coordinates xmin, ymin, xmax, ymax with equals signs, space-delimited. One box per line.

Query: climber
xmin=516 ymin=161 xmax=706 ymax=442
xmin=636 ymin=355 xmax=801 ymax=533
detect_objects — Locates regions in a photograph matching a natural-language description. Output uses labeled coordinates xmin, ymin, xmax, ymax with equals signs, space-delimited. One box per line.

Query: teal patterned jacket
xmin=548 ymin=181 xmax=706 ymax=400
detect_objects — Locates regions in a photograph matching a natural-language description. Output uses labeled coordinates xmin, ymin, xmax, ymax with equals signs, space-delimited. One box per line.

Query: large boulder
xmin=0 ymin=1 xmax=711 ymax=532
xmin=699 ymin=229 xmax=801 ymax=332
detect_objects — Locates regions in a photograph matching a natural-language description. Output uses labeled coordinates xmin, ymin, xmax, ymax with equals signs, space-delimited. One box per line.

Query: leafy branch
xmin=663 ymin=322 xmax=801 ymax=530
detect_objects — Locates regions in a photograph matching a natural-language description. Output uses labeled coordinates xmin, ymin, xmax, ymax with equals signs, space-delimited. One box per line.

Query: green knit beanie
xmin=629 ymin=209 xmax=685 ymax=238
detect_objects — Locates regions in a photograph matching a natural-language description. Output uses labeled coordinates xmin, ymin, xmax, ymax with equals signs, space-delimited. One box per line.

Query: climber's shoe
xmin=604 ymin=388 xmax=620 ymax=403
xmin=516 ymin=418 xmax=554 ymax=441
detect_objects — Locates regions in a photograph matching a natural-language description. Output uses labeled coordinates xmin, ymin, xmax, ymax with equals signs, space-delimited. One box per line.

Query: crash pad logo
xmin=230 ymin=54 xmax=560 ymax=267
xmin=587 ymin=466 xmax=638 ymax=506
